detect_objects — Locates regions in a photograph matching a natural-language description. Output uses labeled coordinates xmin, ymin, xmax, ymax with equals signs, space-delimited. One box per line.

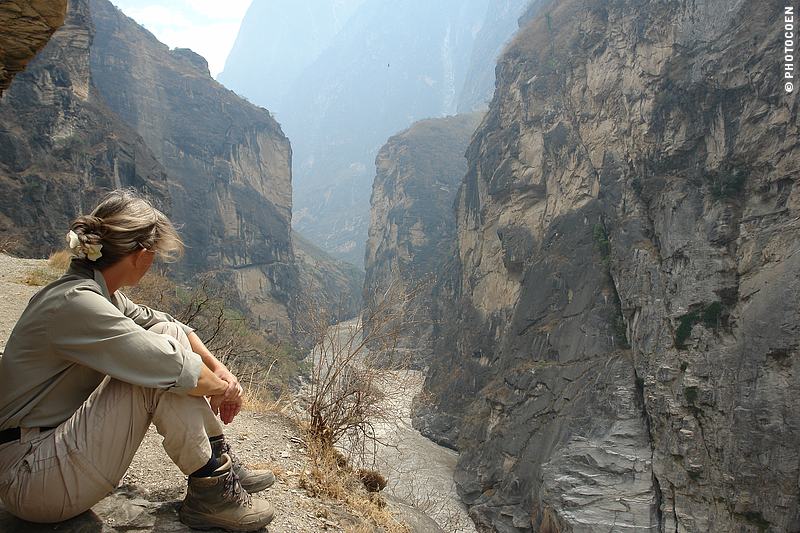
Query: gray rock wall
xmin=363 ymin=114 xmax=481 ymax=366
xmin=0 ymin=0 xmax=171 ymax=256
xmin=416 ymin=0 xmax=800 ymax=531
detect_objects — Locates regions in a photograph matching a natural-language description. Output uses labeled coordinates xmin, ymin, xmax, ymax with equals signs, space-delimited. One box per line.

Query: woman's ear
xmin=131 ymin=248 xmax=149 ymax=268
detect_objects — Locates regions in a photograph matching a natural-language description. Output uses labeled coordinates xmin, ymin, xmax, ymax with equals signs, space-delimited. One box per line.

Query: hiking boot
xmin=211 ymin=437 xmax=276 ymax=493
xmin=179 ymin=453 xmax=275 ymax=531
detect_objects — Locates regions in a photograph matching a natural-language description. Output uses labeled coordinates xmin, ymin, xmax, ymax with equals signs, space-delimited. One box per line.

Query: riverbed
xmin=311 ymin=320 xmax=476 ymax=532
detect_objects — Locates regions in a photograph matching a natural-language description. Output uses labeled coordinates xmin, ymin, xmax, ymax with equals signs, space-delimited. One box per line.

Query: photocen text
xmin=787 ymin=6 xmax=796 ymax=92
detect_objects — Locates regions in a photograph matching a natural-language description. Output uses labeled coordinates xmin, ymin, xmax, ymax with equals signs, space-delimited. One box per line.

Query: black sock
xmin=190 ymin=454 xmax=220 ymax=478
xmin=209 ymin=435 xmax=225 ymax=459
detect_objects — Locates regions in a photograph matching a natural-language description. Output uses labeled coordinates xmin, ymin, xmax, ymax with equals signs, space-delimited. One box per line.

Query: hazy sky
xmin=110 ymin=0 xmax=252 ymax=77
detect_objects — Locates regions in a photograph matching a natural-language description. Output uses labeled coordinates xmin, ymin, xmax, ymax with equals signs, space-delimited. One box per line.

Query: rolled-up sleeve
xmin=114 ymin=290 xmax=194 ymax=337
xmin=172 ymin=346 xmax=204 ymax=393
xmin=51 ymin=285 xmax=203 ymax=393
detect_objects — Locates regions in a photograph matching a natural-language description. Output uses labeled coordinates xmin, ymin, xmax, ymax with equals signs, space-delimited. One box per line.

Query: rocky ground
xmin=0 ymin=254 xmax=435 ymax=532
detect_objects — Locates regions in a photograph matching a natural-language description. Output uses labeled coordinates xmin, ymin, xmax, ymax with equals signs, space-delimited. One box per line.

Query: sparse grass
xmin=593 ymin=223 xmax=611 ymax=267
xmin=21 ymin=266 xmax=59 ymax=286
xmin=299 ymin=438 xmax=409 ymax=533
xmin=20 ymin=250 xmax=73 ymax=286
xmin=0 ymin=235 xmax=20 ymax=255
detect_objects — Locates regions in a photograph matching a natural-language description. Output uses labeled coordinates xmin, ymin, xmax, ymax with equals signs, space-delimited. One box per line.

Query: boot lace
xmin=222 ymin=465 xmax=252 ymax=507
xmin=221 ymin=441 xmax=244 ymax=471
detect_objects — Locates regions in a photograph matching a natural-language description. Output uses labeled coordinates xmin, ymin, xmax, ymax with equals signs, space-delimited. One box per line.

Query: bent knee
xmin=148 ymin=321 xmax=181 ymax=337
xmin=148 ymin=322 xmax=190 ymax=348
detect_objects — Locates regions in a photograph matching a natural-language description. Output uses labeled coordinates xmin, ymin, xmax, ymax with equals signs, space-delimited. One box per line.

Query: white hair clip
xmin=66 ymin=230 xmax=103 ymax=261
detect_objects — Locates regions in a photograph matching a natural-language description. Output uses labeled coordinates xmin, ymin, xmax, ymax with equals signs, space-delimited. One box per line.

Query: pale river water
xmin=310 ymin=320 xmax=476 ymax=533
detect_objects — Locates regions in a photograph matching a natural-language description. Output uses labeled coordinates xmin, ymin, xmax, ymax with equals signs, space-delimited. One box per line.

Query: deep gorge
xmin=1 ymin=0 xmax=798 ymax=531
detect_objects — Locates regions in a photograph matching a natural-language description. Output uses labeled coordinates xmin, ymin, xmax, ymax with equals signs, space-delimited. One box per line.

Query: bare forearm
xmin=185 ymin=331 xmax=242 ymax=421
xmin=188 ymin=364 xmax=228 ymax=397
xmin=188 ymin=331 xmax=224 ymax=371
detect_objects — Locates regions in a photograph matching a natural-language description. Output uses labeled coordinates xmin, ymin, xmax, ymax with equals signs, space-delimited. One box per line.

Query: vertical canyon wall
xmin=365 ymin=0 xmax=799 ymax=530
xmin=363 ymin=113 xmax=481 ymax=365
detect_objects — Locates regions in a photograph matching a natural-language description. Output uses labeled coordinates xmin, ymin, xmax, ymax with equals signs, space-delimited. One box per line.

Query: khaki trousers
xmin=0 ymin=322 xmax=223 ymax=523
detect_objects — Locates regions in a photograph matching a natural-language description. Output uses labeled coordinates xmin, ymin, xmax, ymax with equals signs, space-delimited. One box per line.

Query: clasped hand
xmin=209 ymin=367 xmax=243 ymax=424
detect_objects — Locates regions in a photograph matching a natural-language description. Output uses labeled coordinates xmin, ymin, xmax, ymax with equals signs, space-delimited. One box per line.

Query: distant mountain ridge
xmin=220 ymin=0 xmax=531 ymax=266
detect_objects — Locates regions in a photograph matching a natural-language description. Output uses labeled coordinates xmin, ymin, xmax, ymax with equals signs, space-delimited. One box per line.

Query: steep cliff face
xmin=418 ymin=0 xmax=800 ymax=531
xmin=0 ymin=0 xmax=170 ymax=255
xmin=88 ymin=0 xmax=298 ymax=335
xmin=0 ymin=0 xmax=68 ymax=95
xmin=363 ymin=114 xmax=481 ymax=365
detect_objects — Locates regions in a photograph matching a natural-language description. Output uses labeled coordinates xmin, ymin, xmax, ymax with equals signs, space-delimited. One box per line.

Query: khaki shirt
xmin=0 ymin=261 xmax=203 ymax=430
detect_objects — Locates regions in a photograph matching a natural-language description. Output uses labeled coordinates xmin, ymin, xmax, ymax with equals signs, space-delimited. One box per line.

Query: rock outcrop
xmin=0 ymin=0 xmax=171 ymax=256
xmin=413 ymin=0 xmax=800 ymax=531
xmin=363 ymin=114 xmax=481 ymax=366
xmin=87 ymin=0 xmax=299 ymax=336
xmin=0 ymin=0 xmax=68 ymax=95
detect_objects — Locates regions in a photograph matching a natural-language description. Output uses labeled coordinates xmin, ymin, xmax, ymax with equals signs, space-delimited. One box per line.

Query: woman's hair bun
xmin=70 ymin=215 xmax=104 ymax=244
xmin=68 ymin=189 xmax=183 ymax=268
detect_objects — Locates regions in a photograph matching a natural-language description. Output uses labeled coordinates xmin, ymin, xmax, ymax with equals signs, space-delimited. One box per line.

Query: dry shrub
xmin=0 ymin=235 xmax=20 ymax=255
xmin=20 ymin=250 xmax=82 ymax=286
xmin=299 ymin=438 xmax=409 ymax=533
xmin=297 ymin=279 xmax=421 ymax=464
xmin=48 ymin=250 xmax=72 ymax=272
xmin=289 ymin=280 xmax=427 ymax=533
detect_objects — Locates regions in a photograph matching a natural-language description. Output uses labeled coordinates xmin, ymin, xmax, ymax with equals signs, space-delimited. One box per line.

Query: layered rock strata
xmin=0 ymin=0 xmax=170 ymax=256
xmin=415 ymin=0 xmax=800 ymax=531
xmin=0 ymin=0 xmax=68 ymax=94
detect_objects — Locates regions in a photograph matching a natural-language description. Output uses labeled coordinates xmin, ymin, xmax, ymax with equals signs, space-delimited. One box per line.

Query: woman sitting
xmin=0 ymin=189 xmax=275 ymax=531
